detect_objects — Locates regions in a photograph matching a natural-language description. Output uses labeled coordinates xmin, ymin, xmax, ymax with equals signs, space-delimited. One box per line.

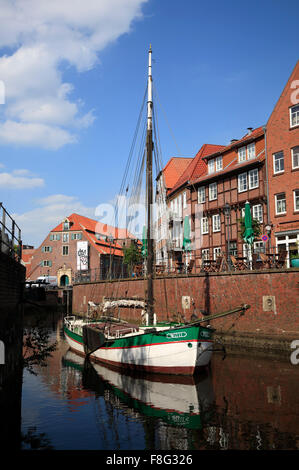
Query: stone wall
xmin=72 ymin=269 xmax=299 ymax=343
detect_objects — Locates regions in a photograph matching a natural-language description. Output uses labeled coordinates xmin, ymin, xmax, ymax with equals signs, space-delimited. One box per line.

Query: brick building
xmin=156 ymin=60 xmax=299 ymax=271
xmin=266 ymin=60 xmax=299 ymax=265
xmin=26 ymin=213 xmax=136 ymax=285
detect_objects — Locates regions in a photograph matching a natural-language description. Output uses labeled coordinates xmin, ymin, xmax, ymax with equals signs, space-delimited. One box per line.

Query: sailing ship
xmin=64 ymin=47 xmax=249 ymax=376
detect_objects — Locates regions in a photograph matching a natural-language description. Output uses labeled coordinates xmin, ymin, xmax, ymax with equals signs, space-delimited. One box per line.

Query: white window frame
xmin=275 ymin=193 xmax=286 ymax=215
xmin=212 ymin=214 xmax=221 ymax=232
xmin=208 ymin=159 xmax=215 ymax=174
xmin=291 ymin=146 xmax=299 ymax=169
xmin=294 ymin=190 xmax=299 ymax=212
xmin=252 ymin=204 xmax=263 ymax=223
xmin=248 ymin=168 xmax=259 ymax=189
xmin=202 ymin=249 xmax=209 ymax=260
xmin=183 ymin=191 xmax=187 ymax=209
xmin=273 ymin=151 xmax=284 ymax=174
xmin=238 ymin=146 xmax=246 ymax=162
xmin=213 ymin=247 xmax=221 ymax=260
xmin=42 ymin=260 xmax=51 ymax=267
xmin=201 ymin=217 xmax=209 ymax=234
xmin=198 ymin=186 xmax=205 ymax=204
xmin=215 ymin=156 xmax=223 ymax=171
xmin=238 ymin=172 xmax=248 ymax=192
xmin=290 ymin=104 xmax=299 ymax=128
xmin=247 ymin=143 xmax=256 ymax=160
xmin=209 ymin=182 xmax=217 ymax=201
xmin=253 ymin=241 xmax=265 ymax=254
xmin=43 ymin=246 xmax=51 ymax=253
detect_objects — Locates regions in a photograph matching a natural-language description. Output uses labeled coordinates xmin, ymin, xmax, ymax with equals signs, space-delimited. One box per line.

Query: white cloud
xmin=0 ymin=169 xmax=44 ymax=189
xmin=0 ymin=0 xmax=147 ymax=149
xmin=12 ymin=194 xmax=96 ymax=246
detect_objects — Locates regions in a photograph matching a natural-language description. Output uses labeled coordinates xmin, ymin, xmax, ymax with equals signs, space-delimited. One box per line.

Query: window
xmin=252 ymin=204 xmax=263 ymax=223
xmin=42 ymin=246 xmax=52 ymax=253
xmin=198 ymin=186 xmax=205 ymax=204
xmin=294 ymin=190 xmax=299 ymax=212
xmin=248 ymin=169 xmax=259 ymax=189
xmin=183 ymin=191 xmax=187 ymax=208
xmin=215 ymin=156 xmax=223 ymax=171
xmin=42 ymin=260 xmax=52 ymax=267
xmin=247 ymin=143 xmax=256 ymax=160
xmin=63 ymin=233 xmax=69 ymax=243
xmin=209 ymin=182 xmax=217 ymax=201
xmin=50 ymin=233 xmax=60 ymax=241
xmin=292 ymin=146 xmax=299 ymax=169
xmin=72 ymin=233 xmax=82 ymax=240
xmin=212 ymin=214 xmax=221 ymax=232
xmin=201 ymin=217 xmax=209 ymax=234
xmin=62 ymin=246 xmax=69 ymax=256
xmin=208 ymin=159 xmax=215 ymax=174
xmin=213 ymin=247 xmax=221 ymax=260
xmin=238 ymin=146 xmax=246 ymax=162
xmin=275 ymin=193 xmax=286 ymax=215
xmin=238 ymin=173 xmax=248 ymax=192
xmin=290 ymin=104 xmax=299 ymax=127
xmin=253 ymin=241 xmax=265 ymax=254
xmin=273 ymin=151 xmax=284 ymax=174
xmin=63 ymin=220 xmax=70 ymax=230
xmin=229 ymin=241 xmax=237 ymax=256
xmin=202 ymin=249 xmax=209 ymax=260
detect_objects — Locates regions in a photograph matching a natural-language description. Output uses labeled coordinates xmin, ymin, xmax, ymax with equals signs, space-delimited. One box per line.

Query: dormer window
xmin=63 ymin=219 xmax=70 ymax=231
xmin=215 ymin=156 xmax=223 ymax=171
xmin=208 ymin=159 xmax=214 ymax=174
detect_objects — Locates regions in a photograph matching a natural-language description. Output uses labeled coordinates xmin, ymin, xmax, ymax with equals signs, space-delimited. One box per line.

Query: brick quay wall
xmin=72 ymin=269 xmax=299 ymax=352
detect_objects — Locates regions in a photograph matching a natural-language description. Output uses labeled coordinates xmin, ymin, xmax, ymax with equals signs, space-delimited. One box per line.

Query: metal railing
xmin=0 ymin=202 xmax=22 ymax=262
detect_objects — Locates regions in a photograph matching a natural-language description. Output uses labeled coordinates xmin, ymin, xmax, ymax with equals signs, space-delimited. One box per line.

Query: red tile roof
xmin=51 ymin=213 xmax=137 ymax=257
xmin=202 ymin=127 xmax=264 ymax=161
xmin=169 ymin=144 xmax=225 ymax=196
xmin=161 ymin=157 xmax=193 ymax=190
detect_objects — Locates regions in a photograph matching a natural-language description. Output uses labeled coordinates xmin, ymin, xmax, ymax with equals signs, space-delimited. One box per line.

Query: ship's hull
xmin=64 ymin=321 xmax=213 ymax=376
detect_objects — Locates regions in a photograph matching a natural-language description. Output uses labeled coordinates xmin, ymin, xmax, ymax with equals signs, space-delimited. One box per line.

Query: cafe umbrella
xmin=243 ymin=201 xmax=255 ymax=245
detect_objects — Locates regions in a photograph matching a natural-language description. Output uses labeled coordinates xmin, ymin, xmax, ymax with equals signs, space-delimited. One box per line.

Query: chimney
xmin=247 ymin=127 xmax=253 ymax=134
xmin=230 ymin=139 xmax=238 ymax=144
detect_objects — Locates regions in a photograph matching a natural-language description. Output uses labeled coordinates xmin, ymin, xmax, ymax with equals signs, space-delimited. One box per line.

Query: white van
xmin=35 ymin=275 xmax=58 ymax=287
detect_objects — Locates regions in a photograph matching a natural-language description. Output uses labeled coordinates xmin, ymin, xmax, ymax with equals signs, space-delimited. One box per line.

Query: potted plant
xmin=290 ymin=241 xmax=299 ymax=267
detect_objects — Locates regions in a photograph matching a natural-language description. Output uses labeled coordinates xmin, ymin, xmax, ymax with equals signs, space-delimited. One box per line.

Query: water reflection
xmin=20 ymin=313 xmax=299 ymax=451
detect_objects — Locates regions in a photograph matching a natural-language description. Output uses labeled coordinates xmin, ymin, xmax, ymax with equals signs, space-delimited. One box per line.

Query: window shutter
xmin=41 ymin=246 xmax=44 ymax=252
xmin=57 ymin=234 xmax=60 ymax=240
xmin=79 ymin=233 xmax=82 ymax=240
xmin=40 ymin=261 xmax=43 ymax=266
xmin=49 ymin=261 xmax=52 ymax=267
xmin=71 ymin=234 xmax=74 ymax=240
xmin=49 ymin=246 xmax=52 ymax=252
xmin=50 ymin=234 xmax=53 ymax=241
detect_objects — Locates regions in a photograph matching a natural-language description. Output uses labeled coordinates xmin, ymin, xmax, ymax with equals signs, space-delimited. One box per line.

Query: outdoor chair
xmin=186 ymin=259 xmax=195 ymax=274
xmin=230 ymin=255 xmax=248 ymax=271
xmin=274 ymin=250 xmax=287 ymax=269
xmin=259 ymin=253 xmax=271 ymax=269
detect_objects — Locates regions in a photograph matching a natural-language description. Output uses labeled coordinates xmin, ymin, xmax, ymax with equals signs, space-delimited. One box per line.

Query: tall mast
xmin=146 ymin=45 xmax=154 ymax=324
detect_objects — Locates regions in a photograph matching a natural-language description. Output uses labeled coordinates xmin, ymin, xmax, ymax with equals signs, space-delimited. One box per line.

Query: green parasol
xmin=243 ymin=201 xmax=255 ymax=245
xmin=141 ymin=225 xmax=147 ymax=257
xmin=182 ymin=215 xmax=191 ymax=251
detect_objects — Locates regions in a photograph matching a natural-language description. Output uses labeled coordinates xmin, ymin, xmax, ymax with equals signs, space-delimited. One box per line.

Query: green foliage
xmin=238 ymin=216 xmax=261 ymax=241
xmin=123 ymin=243 xmax=142 ymax=269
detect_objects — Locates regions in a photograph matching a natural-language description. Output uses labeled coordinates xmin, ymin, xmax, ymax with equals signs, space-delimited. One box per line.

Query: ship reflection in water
xmin=64 ymin=350 xmax=214 ymax=443
xmin=20 ymin=315 xmax=299 ymax=451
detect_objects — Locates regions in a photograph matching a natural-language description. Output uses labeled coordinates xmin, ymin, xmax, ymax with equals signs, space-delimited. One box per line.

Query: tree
xmin=123 ymin=243 xmax=142 ymax=275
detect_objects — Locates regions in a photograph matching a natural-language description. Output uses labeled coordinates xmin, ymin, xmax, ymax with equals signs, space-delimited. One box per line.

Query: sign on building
xmin=77 ymin=241 xmax=89 ymax=271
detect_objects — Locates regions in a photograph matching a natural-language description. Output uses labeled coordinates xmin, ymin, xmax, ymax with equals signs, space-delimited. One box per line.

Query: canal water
xmin=20 ymin=312 xmax=299 ymax=451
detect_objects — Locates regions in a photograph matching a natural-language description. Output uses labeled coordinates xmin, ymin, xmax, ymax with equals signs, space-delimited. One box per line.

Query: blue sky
xmin=0 ymin=0 xmax=298 ymax=246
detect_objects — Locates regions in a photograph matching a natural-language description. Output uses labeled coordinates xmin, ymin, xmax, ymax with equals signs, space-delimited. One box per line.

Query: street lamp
xmin=224 ymin=203 xmax=231 ymax=269
xmin=108 ymin=235 xmax=114 ymax=280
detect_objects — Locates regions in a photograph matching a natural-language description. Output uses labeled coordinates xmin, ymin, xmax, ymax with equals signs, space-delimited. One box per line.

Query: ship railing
xmin=0 ymin=202 xmax=22 ymax=262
